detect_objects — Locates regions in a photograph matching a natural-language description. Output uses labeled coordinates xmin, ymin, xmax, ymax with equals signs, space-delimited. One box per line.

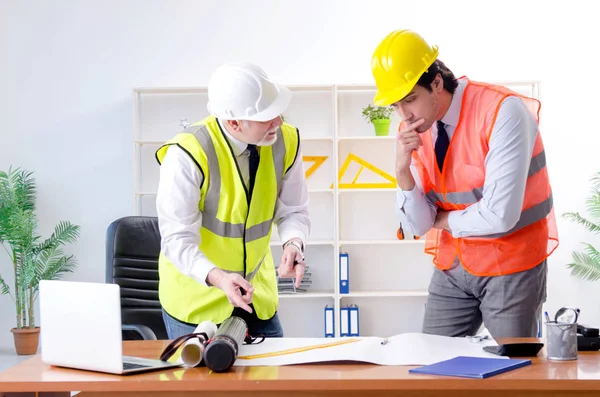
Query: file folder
xmin=409 ymin=356 xmax=531 ymax=379
xmin=349 ymin=304 xmax=360 ymax=336
xmin=324 ymin=305 xmax=334 ymax=337
xmin=340 ymin=306 xmax=350 ymax=337
xmin=339 ymin=252 xmax=349 ymax=294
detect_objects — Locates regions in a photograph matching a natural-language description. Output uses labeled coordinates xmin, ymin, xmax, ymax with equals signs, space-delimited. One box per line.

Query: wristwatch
xmin=283 ymin=239 xmax=304 ymax=254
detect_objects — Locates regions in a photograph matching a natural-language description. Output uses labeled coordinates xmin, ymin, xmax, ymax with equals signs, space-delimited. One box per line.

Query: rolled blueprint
xmin=180 ymin=320 xmax=218 ymax=367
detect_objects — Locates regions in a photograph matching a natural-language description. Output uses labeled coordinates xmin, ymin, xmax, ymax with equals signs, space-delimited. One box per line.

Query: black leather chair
xmin=105 ymin=216 xmax=168 ymax=340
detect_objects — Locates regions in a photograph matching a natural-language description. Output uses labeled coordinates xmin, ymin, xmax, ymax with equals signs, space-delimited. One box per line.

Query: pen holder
xmin=546 ymin=322 xmax=578 ymax=361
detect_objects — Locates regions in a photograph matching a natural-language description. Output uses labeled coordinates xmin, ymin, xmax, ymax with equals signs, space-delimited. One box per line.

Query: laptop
xmin=39 ymin=279 xmax=180 ymax=375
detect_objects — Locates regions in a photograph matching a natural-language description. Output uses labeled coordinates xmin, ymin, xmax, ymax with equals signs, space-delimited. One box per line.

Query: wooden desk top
xmin=2 ymin=339 xmax=600 ymax=397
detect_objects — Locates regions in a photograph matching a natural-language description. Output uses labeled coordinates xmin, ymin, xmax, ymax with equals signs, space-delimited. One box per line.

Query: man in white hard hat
xmin=155 ymin=62 xmax=310 ymax=339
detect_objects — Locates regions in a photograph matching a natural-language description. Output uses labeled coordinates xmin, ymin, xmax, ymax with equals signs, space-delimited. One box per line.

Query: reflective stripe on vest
xmin=217 ymin=252 xmax=265 ymax=282
xmin=485 ymin=193 xmax=553 ymax=239
xmin=425 ymin=149 xmax=547 ymax=205
xmin=190 ymin=124 xmax=286 ymax=242
xmin=423 ymin=148 xmax=551 ymax=239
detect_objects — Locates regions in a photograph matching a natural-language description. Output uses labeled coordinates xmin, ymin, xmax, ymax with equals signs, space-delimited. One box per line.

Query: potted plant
xmin=361 ymin=104 xmax=394 ymax=136
xmin=0 ymin=167 xmax=80 ymax=355
xmin=562 ymin=171 xmax=600 ymax=281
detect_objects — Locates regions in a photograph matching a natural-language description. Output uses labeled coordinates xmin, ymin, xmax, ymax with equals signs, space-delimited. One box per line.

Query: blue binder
xmin=339 ymin=253 xmax=349 ymax=294
xmin=409 ymin=356 xmax=531 ymax=379
xmin=348 ymin=304 xmax=359 ymax=336
xmin=324 ymin=305 xmax=334 ymax=337
xmin=340 ymin=306 xmax=350 ymax=337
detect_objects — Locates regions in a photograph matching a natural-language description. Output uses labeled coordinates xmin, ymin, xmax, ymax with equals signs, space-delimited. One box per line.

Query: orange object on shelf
xmin=396 ymin=225 xmax=405 ymax=240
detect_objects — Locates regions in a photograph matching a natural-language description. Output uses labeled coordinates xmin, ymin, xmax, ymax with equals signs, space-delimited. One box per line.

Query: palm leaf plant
xmin=0 ymin=166 xmax=80 ymax=354
xmin=562 ymin=172 xmax=600 ymax=281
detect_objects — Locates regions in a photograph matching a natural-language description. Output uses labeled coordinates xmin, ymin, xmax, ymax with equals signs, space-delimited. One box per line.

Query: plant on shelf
xmin=562 ymin=171 xmax=600 ymax=281
xmin=0 ymin=166 xmax=80 ymax=355
xmin=361 ymin=104 xmax=394 ymax=136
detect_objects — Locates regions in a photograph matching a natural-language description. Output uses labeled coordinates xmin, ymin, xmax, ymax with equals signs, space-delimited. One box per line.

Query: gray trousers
xmin=422 ymin=258 xmax=547 ymax=339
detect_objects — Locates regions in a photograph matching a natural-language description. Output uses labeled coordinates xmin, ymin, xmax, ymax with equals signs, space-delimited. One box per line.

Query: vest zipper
xmin=440 ymin=81 xmax=469 ymax=203
xmin=217 ymin=123 xmax=251 ymax=277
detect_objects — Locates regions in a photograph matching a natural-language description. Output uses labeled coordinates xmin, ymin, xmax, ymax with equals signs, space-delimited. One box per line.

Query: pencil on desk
xmin=238 ymin=338 xmax=361 ymax=360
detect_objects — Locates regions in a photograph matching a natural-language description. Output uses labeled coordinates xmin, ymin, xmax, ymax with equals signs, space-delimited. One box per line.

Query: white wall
xmin=1 ymin=0 xmax=599 ymax=349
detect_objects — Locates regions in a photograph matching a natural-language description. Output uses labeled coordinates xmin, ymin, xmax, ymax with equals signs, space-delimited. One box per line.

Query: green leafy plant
xmin=0 ymin=167 xmax=80 ymax=329
xmin=361 ymin=104 xmax=393 ymax=124
xmin=562 ymin=172 xmax=600 ymax=281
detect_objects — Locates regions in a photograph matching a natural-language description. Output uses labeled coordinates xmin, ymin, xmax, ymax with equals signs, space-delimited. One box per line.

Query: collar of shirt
xmin=216 ymin=118 xmax=250 ymax=157
xmin=434 ymin=77 xmax=467 ymax=140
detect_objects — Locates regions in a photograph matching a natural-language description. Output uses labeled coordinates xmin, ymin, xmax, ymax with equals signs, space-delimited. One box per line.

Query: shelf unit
xmin=132 ymin=80 xmax=540 ymax=338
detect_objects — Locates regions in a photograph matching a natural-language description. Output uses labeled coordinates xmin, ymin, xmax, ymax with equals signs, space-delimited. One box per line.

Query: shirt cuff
xmin=403 ymin=185 xmax=424 ymax=201
xmin=278 ymin=228 xmax=307 ymax=249
xmin=396 ymin=190 xmax=407 ymax=210
xmin=448 ymin=209 xmax=466 ymax=238
xmin=189 ymin=260 xmax=217 ymax=287
xmin=396 ymin=185 xmax=425 ymax=209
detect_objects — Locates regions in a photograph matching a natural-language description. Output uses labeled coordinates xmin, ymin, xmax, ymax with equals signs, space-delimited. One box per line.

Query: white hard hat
xmin=206 ymin=62 xmax=291 ymax=122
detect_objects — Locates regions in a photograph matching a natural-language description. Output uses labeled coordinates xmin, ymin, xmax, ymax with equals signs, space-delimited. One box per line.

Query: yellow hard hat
xmin=371 ymin=30 xmax=439 ymax=106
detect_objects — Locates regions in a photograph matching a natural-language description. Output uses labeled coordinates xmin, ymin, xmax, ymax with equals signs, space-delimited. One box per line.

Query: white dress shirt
xmin=395 ymin=78 xmax=539 ymax=238
xmin=156 ymin=120 xmax=311 ymax=287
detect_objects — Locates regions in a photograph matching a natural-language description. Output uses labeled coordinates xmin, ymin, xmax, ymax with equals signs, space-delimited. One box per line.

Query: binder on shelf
xmin=349 ymin=304 xmax=360 ymax=336
xmin=340 ymin=306 xmax=350 ymax=337
xmin=324 ymin=305 xmax=334 ymax=338
xmin=339 ymin=252 xmax=349 ymax=294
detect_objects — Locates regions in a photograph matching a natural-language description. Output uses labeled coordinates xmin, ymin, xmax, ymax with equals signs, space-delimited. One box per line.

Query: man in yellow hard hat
xmin=371 ymin=30 xmax=558 ymax=339
xmin=155 ymin=62 xmax=311 ymax=339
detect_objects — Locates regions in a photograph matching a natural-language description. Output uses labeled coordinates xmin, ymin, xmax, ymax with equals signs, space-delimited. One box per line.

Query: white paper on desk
xmin=235 ymin=333 xmax=504 ymax=366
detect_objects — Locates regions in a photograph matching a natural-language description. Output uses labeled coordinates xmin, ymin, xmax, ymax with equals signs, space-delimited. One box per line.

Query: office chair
xmin=106 ymin=216 xmax=168 ymax=340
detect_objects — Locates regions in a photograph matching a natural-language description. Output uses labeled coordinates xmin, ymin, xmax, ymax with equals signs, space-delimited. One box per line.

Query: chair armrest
xmin=122 ymin=324 xmax=158 ymax=340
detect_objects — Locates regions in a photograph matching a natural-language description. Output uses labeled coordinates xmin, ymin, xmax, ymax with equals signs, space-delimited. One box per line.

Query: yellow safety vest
xmin=155 ymin=115 xmax=299 ymax=325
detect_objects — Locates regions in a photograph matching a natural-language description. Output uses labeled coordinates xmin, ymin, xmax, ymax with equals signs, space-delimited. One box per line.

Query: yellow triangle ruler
xmin=331 ymin=153 xmax=396 ymax=189
xmin=303 ymin=156 xmax=328 ymax=178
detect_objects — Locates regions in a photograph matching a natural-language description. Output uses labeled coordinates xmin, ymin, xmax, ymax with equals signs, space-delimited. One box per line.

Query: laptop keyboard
xmin=123 ymin=361 xmax=152 ymax=370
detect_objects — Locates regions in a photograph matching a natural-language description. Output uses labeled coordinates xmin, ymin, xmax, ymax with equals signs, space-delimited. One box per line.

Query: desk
xmin=1 ymin=339 xmax=600 ymax=397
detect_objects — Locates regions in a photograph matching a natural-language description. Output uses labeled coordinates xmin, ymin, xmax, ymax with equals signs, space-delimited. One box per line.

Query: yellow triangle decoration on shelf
xmin=303 ymin=156 xmax=329 ymax=178
xmin=331 ymin=153 xmax=396 ymax=189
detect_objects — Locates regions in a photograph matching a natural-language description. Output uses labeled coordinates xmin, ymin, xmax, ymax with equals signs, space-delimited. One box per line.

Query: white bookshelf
xmin=132 ymin=80 xmax=540 ymax=338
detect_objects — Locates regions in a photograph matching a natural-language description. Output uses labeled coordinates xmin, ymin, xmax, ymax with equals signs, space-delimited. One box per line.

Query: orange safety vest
xmin=410 ymin=77 xmax=559 ymax=276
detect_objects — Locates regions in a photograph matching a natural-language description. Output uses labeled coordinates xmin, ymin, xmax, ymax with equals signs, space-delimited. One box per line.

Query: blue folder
xmin=409 ymin=356 xmax=531 ymax=379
